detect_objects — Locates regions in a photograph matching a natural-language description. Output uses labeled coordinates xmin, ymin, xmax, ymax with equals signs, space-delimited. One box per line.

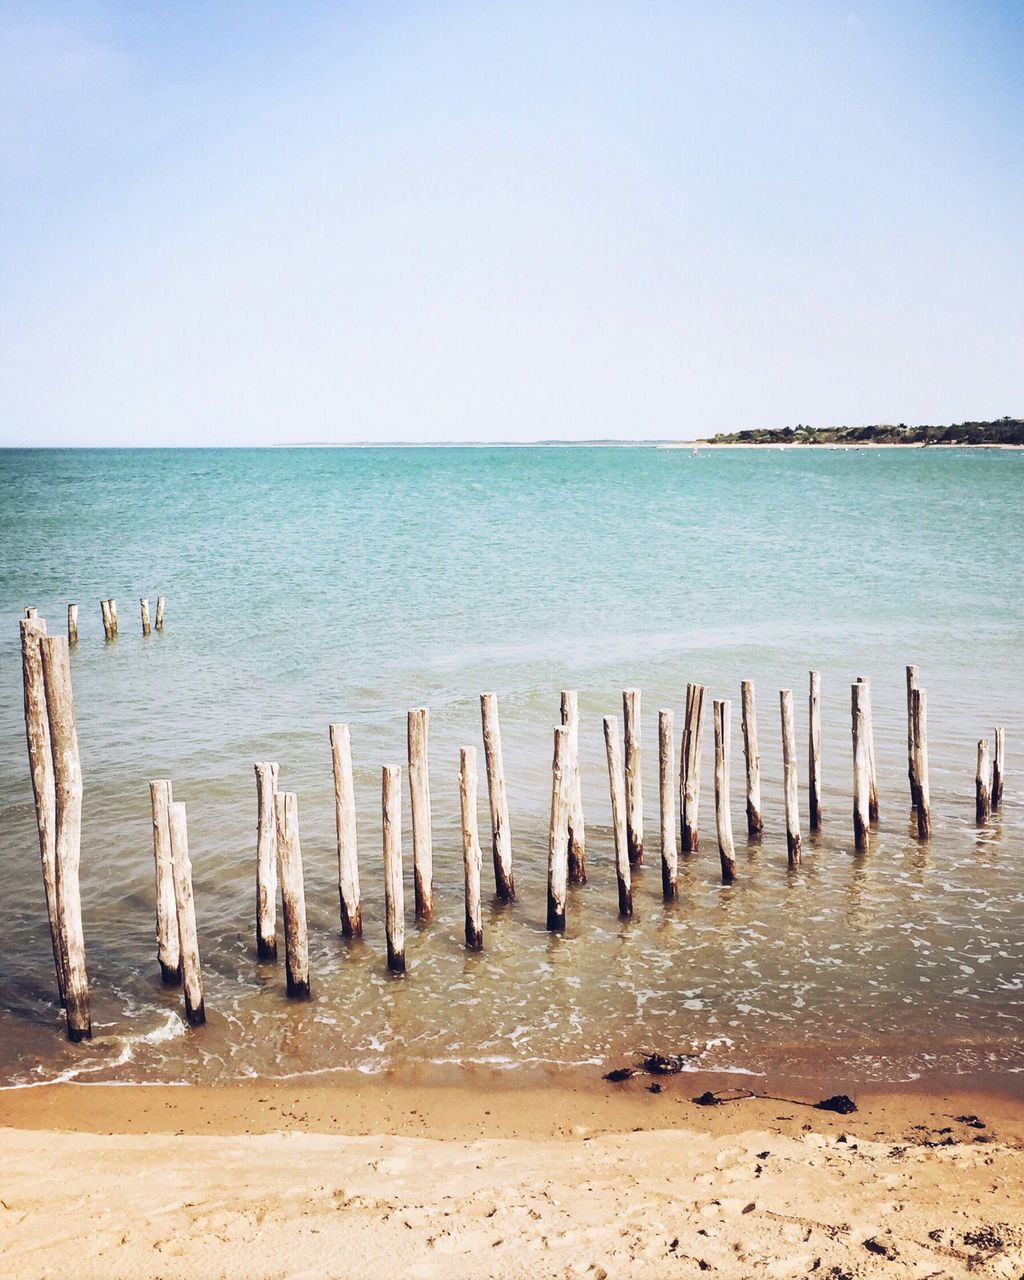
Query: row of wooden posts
xmin=34 ymin=597 xmax=167 ymax=644
xmin=18 ymin=601 xmax=1008 ymax=1040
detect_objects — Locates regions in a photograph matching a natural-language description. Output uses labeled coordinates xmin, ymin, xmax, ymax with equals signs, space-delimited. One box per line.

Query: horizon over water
xmin=0 ymin=445 xmax=1021 ymax=1090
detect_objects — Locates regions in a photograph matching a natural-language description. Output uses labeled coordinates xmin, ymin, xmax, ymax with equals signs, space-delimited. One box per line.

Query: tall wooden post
xmin=67 ymin=604 xmax=78 ymax=646
xmin=912 ymin=686 xmax=931 ymax=840
xmin=658 ymin=709 xmax=677 ymax=900
xmin=808 ymin=671 xmax=822 ymax=832
xmin=149 ymin=779 xmax=182 ymax=984
xmin=852 ymin=682 xmax=871 ymax=852
xmin=382 ymin=766 xmax=406 ymax=973
xmin=274 ymin=791 xmax=310 ymax=998
xmin=459 ymin=747 xmax=484 ymax=949
xmin=155 ymin=596 xmax=166 ymax=631
xmin=623 ymin=688 xmax=643 ymax=865
xmin=140 ymin=597 xmax=151 ymax=637
xmin=254 ymin=762 xmax=279 ymax=959
xmin=602 ymin=716 xmax=632 ymax=917
xmin=480 ymin=693 xmax=515 ymax=902
xmin=906 ymin=665 xmax=921 ymax=810
xmin=546 ymin=726 xmax=571 ymax=932
xmin=976 ymin=739 xmax=992 ymax=825
xmin=108 ymin=599 xmax=118 ymax=637
xmin=560 ymin=691 xmax=586 ymax=884
xmin=741 ymin=680 xmax=763 ymax=839
xmin=857 ymin=677 xmax=879 ymax=821
xmin=100 ymin=599 xmax=112 ymax=641
xmin=780 ymin=688 xmax=801 ymax=867
xmin=680 ymin=683 xmax=706 ymax=852
xmin=407 ymin=708 xmax=433 ymax=922
xmin=329 ymin=724 xmax=362 ymax=937
xmin=713 ymin=700 xmax=737 ymax=884
xmin=992 ymin=727 xmax=1005 ymax=810
xmin=167 ymin=800 xmax=206 ymax=1026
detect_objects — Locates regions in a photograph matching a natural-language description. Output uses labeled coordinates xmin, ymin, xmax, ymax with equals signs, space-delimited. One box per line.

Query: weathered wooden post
xmin=155 ymin=596 xmax=166 ymax=631
xmin=108 ymin=599 xmax=118 ymax=637
xmin=906 ymin=665 xmax=921 ymax=810
xmin=329 ymin=724 xmax=362 ymax=937
xmin=459 ymin=747 xmax=484 ymax=949
xmin=912 ymin=686 xmax=931 ymax=839
xmin=976 ymin=739 xmax=992 ymax=825
xmin=546 ymin=726 xmax=571 ymax=932
xmin=713 ymin=700 xmax=737 ymax=884
xmin=254 ymin=762 xmax=279 ymax=959
xmin=992 ymin=727 xmax=1005 ymax=810
xmin=680 ymin=683 xmax=706 ymax=852
xmin=740 ymin=679 xmax=763 ymax=839
xmin=100 ymin=599 xmax=112 ymax=641
xmin=39 ymin=634 xmax=91 ymax=1041
xmin=382 ymin=766 xmax=406 ymax=973
xmin=67 ymin=603 xmax=78 ymax=645
xmin=851 ymin=682 xmax=871 ymax=852
xmin=560 ymin=691 xmax=586 ymax=884
xmin=140 ymin=597 xmax=151 ymax=637
xmin=25 ymin=606 xmax=37 ymax=619
xmin=658 ymin=709 xmax=677 ymax=900
xmin=407 ymin=708 xmax=433 ymax=922
xmin=480 ymin=693 xmax=515 ymax=902
xmin=167 ymin=800 xmax=206 ymax=1025
xmin=602 ymin=715 xmax=632 ymax=917
xmin=20 ymin=618 xmax=65 ymax=1002
xmin=274 ymin=791 xmax=310 ymax=998
xmin=623 ymin=688 xmax=643 ymax=865
xmin=149 ymin=780 xmax=181 ymax=984
xmin=780 ymin=688 xmax=801 ymax=867
xmin=808 ymin=671 xmax=822 ymax=832
xmin=857 ymin=677 xmax=879 ymax=821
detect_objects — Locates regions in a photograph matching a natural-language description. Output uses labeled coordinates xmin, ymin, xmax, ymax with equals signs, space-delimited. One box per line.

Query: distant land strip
xmin=694 ymin=417 xmax=1023 ymax=447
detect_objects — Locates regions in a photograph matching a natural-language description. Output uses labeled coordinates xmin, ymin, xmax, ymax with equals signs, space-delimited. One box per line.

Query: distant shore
xmin=661 ymin=440 xmax=1024 ymax=450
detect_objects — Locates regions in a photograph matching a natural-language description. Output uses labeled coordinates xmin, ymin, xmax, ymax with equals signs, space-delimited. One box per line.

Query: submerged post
xmin=808 ymin=671 xmax=822 ymax=832
xmin=658 ymin=709 xmax=677 ymax=900
xmin=274 ymin=791 xmax=310 ymax=998
xmin=623 ymin=688 xmax=643 ymax=865
xmin=407 ymin=708 xmax=433 ymax=922
xmin=912 ymin=686 xmax=931 ymax=839
xmin=254 ymin=762 xmax=280 ymax=960
xmin=67 ymin=603 xmax=78 ymax=645
xmin=329 ymin=724 xmax=362 ymax=937
xmin=992 ymin=726 xmax=1005 ymax=810
xmin=976 ymin=739 xmax=992 ymax=825
xmin=100 ymin=599 xmax=112 ymax=641
xmin=713 ymin=700 xmax=737 ymax=884
xmin=459 ymin=747 xmax=484 ymax=949
xmin=858 ymin=677 xmax=879 ymax=821
xmin=167 ymin=800 xmax=206 ymax=1026
xmin=108 ymin=599 xmax=118 ymax=637
xmin=480 ymin=693 xmax=515 ymax=902
xmin=680 ymin=683 xmax=707 ymax=852
xmin=155 ymin=596 xmax=166 ymax=631
xmin=740 ymin=679 xmax=763 ymax=839
xmin=560 ymin=691 xmax=586 ymax=884
xmin=149 ymin=779 xmax=182 ymax=984
xmin=603 ymin=715 xmax=632 ymax=917
xmin=906 ymin=665 xmax=921 ymax=810
xmin=852 ymin=682 xmax=871 ymax=852
xmin=546 ymin=726 xmax=571 ymax=932
xmin=382 ymin=766 xmax=406 ymax=973
xmin=780 ymin=688 xmax=801 ymax=867
xmin=140 ymin=597 xmax=151 ymax=637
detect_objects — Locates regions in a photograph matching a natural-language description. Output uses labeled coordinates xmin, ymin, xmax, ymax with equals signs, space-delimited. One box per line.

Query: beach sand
xmin=3 ymin=1073 xmax=1023 ymax=1278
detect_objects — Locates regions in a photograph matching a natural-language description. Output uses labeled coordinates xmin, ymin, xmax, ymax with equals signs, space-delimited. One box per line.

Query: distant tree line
xmin=703 ymin=417 xmax=1024 ymax=446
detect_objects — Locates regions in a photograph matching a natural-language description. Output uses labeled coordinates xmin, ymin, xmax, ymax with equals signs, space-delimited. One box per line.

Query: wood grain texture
xmin=274 ymin=791 xmax=310 ymax=999
xmin=480 ymin=693 xmax=515 ymax=902
xmin=254 ymin=762 xmax=280 ymax=960
xmin=779 ymin=688 xmax=801 ymax=867
xmin=603 ymin=715 xmax=632 ymax=918
xmin=658 ymin=709 xmax=677 ymax=900
xmin=459 ymin=747 xmax=484 ymax=949
xmin=560 ymin=691 xmax=586 ymax=885
xmin=741 ymin=679 xmax=763 ymax=839
xmin=167 ymin=800 xmax=206 ymax=1026
xmin=407 ymin=708 xmax=433 ymax=922
xmin=149 ymin=779 xmax=181 ymax=984
xmin=382 ymin=766 xmax=406 ymax=974
xmin=330 ymin=724 xmax=362 ymax=938
xmin=713 ymin=700 xmax=737 ymax=884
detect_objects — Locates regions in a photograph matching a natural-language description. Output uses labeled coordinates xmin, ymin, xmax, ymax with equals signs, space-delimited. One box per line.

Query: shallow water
xmin=0 ymin=445 xmax=1021 ymax=1087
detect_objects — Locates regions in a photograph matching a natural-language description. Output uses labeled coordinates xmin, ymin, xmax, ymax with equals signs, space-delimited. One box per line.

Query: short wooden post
xmin=39 ymin=635 xmax=91 ymax=1041
xmin=274 ymin=791 xmax=310 ymax=997
xmin=140 ymin=597 xmax=151 ymax=637
xmin=741 ymin=679 xmax=763 ymax=838
xmin=546 ymin=726 xmax=571 ymax=931
xmin=992 ymin=727 xmax=1005 ymax=810
xmin=780 ymin=688 xmax=801 ymax=866
xmin=20 ymin=618 xmax=65 ymax=1003
xmin=713 ymin=700 xmax=737 ymax=884
xmin=623 ymin=688 xmax=643 ymax=865
xmin=155 ymin=596 xmax=166 ymax=630
xmin=658 ymin=709 xmax=677 ymax=900
xmin=329 ymin=724 xmax=362 ymax=937
xmin=149 ymin=780 xmax=181 ymax=984
xmin=382 ymin=766 xmax=406 ymax=973
xmin=680 ymin=683 xmax=706 ymax=852
xmin=976 ymin=739 xmax=991 ymax=825
xmin=851 ymin=682 xmax=871 ymax=852
xmin=407 ymin=708 xmax=433 ymax=922
xmin=560 ymin=691 xmax=586 ymax=884
xmin=602 ymin=715 xmax=632 ymax=917
xmin=857 ymin=677 xmax=879 ymax=821
xmin=67 ymin=603 xmax=78 ymax=645
xmin=808 ymin=671 xmax=822 ymax=832
xmin=100 ymin=599 xmax=112 ymax=641
xmin=108 ymin=599 xmax=118 ymax=637
xmin=459 ymin=747 xmax=485 ymax=949
xmin=254 ymin=762 xmax=279 ymax=959
xmin=912 ymin=686 xmax=931 ymax=839
xmin=167 ymin=800 xmax=206 ymax=1025
xmin=906 ymin=665 xmax=921 ymax=810
xmin=480 ymin=693 xmax=515 ymax=902
xmin=25 ymin=606 xmax=37 ymax=618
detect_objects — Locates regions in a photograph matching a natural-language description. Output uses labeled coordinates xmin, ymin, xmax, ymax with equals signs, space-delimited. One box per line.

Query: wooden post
xmin=623 ymin=688 xmax=643 ymax=865
xmin=155 ymin=596 xmax=166 ymax=631
xmin=329 ymin=724 xmax=362 ymax=937
xmin=274 ymin=791 xmax=310 ymax=998
xmin=67 ymin=603 xmax=78 ymax=645
xmin=407 ymin=708 xmax=433 ymax=922
xmin=39 ymin=635 xmax=91 ymax=1041
xmin=108 ymin=599 xmax=118 ymax=637
xmin=546 ymin=726 xmax=571 ymax=931
xmin=560 ymin=691 xmax=586 ymax=884
xmin=907 ymin=664 xmax=921 ymax=810
xmin=167 ymin=800 xmax=206 ymax=1026
xmin=912 ymin=686 xmax=931 ymax=839
xmin=857 ymin=677 xmax=879 ymax=821
xmin=851 ymin=682 xmax=871 ymax=852
xmin=254 ymin=762 xmax=279 ymax=959
xmin=740 ymin=679 xmax=762 ymax=839
xmin=680 ymin=683 xmax=706 ymax=852
xmin=140 ymin=597 xmax=151 ymax=637
xmin=459 ymin=747 xmax=484 ymax=949
xmin=149 ymin=780 xmax=181 ymax=984
xmin=100 ymin=599 xmax=112 ymax=641
xmin=780 ymin=688 xmax=801 ymax=867
xmin=25 ymin=606 xmax=37 ymax=618
xmin=808 ymin=671 xmax=822 ymax=832
xmin=658 ymin=709 xmax=677 ymax=900
xmin=480 ymin=694 xmax=515 ymax=902
xmin=382 ymin=766 xmax=406 ymax=973
xmin=976 ymin=739 xmax=991 ymax=825
xmin=20 ymin=618 xmax=65 ymax=1003
xmin=713 ymin=700 xmax=737 ymax=884
xmin=992 ymin=726 xmax=1005 ymax=810
xmin=602 ymin=715 xmax=632 ymax=917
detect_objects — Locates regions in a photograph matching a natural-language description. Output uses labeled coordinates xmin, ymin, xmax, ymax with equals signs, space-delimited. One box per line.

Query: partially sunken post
xmin=329 ymin=724 xmax=362 ymax=937
xmin=480 ymin=693 xmax=515 ymax=902
xmin=779 ymin=688 xmax=801 ymax=867
xmin=155 ymin=596 xmax=166 ymax=631
xmin=274 ymin=791 xmax=310 ymax=998
xmin=906 ymin=665 xmax=921 ymax=810
xmin=976 ymin=739 xmax=992 ymax=825
xmin=741 ymin=679 xmax=763 ymax=839
xmin=858 ymin=676 xmax=879 ymax=822
xmin=407 ymin=708 xmax=433 ymax=922
xmin=603 ymin=715 xmax=633 ymax=917
xmin=459 ymin=747 xmax=484 ymax=950
xmin=149 ymin=779 xmax=182 ymax=984
xmin=140 ymin=597 xmax=151 ymax=637
xmin=546 ymin=725 xmax=571 ymax=932
xmin=67 ymin=603 xmax=78 ymax=646
xmin=992 ymin=727 xmax=1005 ymax=810
xmin=713 ymin=699 xmax=737 ymax=884
xmin=382 ymin=766 xmax=406 ymax=973
xmin=808 ymin=671 xmax=822 ymax=832
xmin=851 ymin=682 xmax=871 ymax=852
xmin=254 ymin=762 xmax=280 ymax=960
xmin=560 ymin=691 xmax=586 ymax=884
xmin=623 ymin=688 xmax=643 ymax=865
xmin=167 ymin=800 xmax=205 ymax=1026
xmin=680 ymin=683 xmax=707 ymax=853
xmin=658 ymin=709 xmax=677 ymax=900
xmin=912 ymin=686 xmax=931 ymax=839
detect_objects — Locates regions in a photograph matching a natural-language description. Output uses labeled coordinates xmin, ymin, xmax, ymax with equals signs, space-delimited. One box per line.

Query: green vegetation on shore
xmin=702 ymin=417 xmax=1024 ymax=446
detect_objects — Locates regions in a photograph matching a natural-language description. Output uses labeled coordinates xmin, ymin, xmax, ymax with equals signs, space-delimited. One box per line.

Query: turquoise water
xmin=0 ymin=445 xmax=1021 ymax=1087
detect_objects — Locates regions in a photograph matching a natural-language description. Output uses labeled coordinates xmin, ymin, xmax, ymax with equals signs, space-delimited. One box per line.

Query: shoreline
xmin=660 ymin=440 xmax=1024 ymax=450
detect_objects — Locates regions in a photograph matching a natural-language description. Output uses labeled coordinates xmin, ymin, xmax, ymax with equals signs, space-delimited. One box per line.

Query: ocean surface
xmin=0 ymin=445 xmax=1021 ymax=1089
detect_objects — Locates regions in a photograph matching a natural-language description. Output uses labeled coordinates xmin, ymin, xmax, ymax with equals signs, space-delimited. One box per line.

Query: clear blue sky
xmin=1 ymin=0 xmax=1021 ymax=444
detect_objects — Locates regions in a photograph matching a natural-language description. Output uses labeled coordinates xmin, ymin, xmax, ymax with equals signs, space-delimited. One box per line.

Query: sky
xmin=0 ymin=0 xmax=1021 ymax=445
